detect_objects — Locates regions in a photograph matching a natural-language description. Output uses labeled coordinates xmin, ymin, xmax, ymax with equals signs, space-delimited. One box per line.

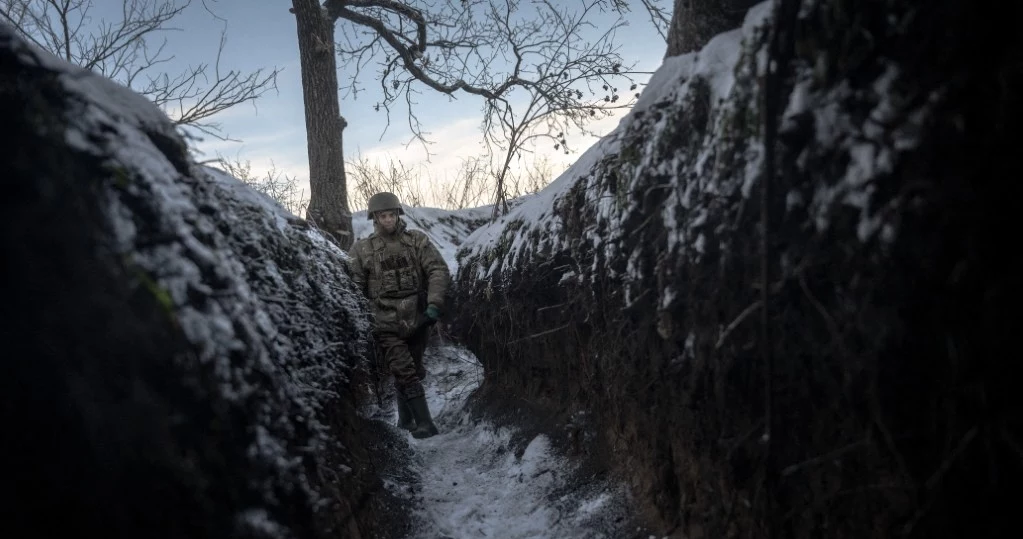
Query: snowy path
xmin=379 ymin=344 xmax=643 ymax=539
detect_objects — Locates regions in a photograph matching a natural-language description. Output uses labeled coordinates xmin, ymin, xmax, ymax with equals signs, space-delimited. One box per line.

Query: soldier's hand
xmin=425 ymin=304 xmax=441 ymax=321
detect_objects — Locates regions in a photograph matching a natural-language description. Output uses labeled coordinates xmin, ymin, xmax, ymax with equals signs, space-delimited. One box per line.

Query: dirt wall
xmin=453 ymin=1 xmax=1021 ymax=537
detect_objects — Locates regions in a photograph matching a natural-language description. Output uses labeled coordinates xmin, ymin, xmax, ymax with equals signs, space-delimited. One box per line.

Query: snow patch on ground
xmin=369 ymin=344 xmax=639 ymax=539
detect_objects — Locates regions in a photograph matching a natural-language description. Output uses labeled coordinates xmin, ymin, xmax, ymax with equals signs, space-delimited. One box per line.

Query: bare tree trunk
xmin=291 ymin=0 xmax=352 ymax=249
xmin=665 ymin=0 xmax=760 ymax=56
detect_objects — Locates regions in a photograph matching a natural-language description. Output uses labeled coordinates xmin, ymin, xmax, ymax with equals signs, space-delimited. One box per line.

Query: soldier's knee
xmin=397 ymin=381 xmax=425 ymax=399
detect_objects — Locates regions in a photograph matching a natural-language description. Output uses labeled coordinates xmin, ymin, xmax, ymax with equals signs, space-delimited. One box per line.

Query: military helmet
xmin=367 ymin=191 xmax=404 ymax=220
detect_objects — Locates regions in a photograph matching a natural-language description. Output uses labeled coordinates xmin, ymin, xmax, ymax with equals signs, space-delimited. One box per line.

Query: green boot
xmin=406 ymin=395 xmax=439 ymax=439
xmin=396 ymin=398 xmax=415 ymax=431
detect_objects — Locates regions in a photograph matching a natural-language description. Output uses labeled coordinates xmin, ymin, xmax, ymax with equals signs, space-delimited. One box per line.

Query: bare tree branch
xmin=1 ymin=0 xmax=280 ymax=141
xmin=329 ymin=1 xmax=514 ymax=100
xmin=212 ymin=155 xmax=309 ymax=216
xmin=321 ymin=0 xmax=645 ymax=215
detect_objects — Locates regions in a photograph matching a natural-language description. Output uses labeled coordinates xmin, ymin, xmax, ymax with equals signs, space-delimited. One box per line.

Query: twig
xmin=622 ymin=288 xmax=651 ymax=310
xmin=780 ymin=440 xmax=869 ymax=477
xmin=1000 ymin=426 xmax=1023 ymax=464
xmin=724 ymin=418 xmax=766 ymax=461
xmin=924 ymin=426 xmax=979 ymax=490
xmin=536 ymin=302 xmax=568 ymax=314
xmin=506 ymin=324 xmax=570 ymax=345
xmin=783 ymin=482 xmax=913 ymax=523
xmin=901 ymin=426 xmax=980 ymax=536
xmin=866 ymin=376 xmax=913 ymax=483
xmin=715 ymin=300 xmax=762 ymax=350
xmin=797 ymin=272 xmax=849 ymax=358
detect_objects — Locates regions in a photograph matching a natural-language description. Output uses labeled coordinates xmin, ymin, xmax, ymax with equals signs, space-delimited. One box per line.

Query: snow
xmin=253 ymin=5 xmax=963 ymax=539
xmin=7 ymin=0 xmax=929 ymax=532
xmin=458 ymin=131 xmax=622 ymax=274
xmin=250 ymin=138 xmax=649 ymax=539
xmin=416 ymin=429 xmax=563 ymax=538
xmin=797 ymin=59 xmax=934 ymax=242
xmin=5 ymin=23 xmax=375 ymax=536
xmin=347 ymin=198 xmax=638 ymax=539
xmin=435 ymin=1 xmax=943 ymax=525
xmin=459 ymin=0 xmax=930 ymax=305
xmin=369 ymin=345 xmax=641 ymax=539
xmin=235 ymin=508 xmax=288 ymax=537
xmin=352 ymin=205 xmax=493 ymax=272
xmin=207 ymin=166 xmax=297 ymax=232
xmin=457 ymin=3 xmax=774 ymax=280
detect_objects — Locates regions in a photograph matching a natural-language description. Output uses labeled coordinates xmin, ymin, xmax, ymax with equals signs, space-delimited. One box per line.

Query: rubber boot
xmin=406 ymin=395 xmax=439 ymax=439
xmin=396 ymin=398 xmax=415 ymax=431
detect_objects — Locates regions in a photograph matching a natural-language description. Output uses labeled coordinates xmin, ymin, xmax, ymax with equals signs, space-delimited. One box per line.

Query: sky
xmin=80 ymin=0 xmax=672 ymax=209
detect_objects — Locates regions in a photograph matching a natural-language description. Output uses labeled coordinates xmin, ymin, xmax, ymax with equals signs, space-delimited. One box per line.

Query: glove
xmin=424 ymin=304 xmax=441 ymax=321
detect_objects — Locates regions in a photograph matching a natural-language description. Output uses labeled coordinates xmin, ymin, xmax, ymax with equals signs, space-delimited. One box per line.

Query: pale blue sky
xmin=97 ymin=0 xmax=672 ymax=207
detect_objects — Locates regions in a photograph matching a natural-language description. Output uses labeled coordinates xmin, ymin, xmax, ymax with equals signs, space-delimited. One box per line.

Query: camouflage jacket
xmin=348 ymin=220 xmax=450 ymax=338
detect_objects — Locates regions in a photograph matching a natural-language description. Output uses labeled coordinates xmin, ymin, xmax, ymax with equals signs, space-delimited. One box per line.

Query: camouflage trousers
xmin=375 ymin=329 xmax=428 ymax=399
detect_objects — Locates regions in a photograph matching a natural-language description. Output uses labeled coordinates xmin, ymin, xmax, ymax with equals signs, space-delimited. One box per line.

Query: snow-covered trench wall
xmin=453 ymin=1 xmax=1020 ymax=537
xmin=1 ymin=26 xmax=399 ymax=538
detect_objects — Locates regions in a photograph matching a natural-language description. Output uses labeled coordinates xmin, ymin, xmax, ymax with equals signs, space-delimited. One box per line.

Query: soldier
xmin=347 ymin=192 xmax=450 ymax=439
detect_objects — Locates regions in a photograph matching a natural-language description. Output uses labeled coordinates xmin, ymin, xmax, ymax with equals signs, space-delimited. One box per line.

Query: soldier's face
xmin=375 ymin=210 xmax=398 ymax=232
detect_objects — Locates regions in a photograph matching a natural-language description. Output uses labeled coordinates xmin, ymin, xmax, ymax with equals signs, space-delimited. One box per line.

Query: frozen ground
xmin=365 ymin=343 xmax=649 ymax=539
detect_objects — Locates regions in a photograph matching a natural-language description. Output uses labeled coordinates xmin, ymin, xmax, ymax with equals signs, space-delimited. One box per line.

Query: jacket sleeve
xmin=417 ymin=234 xmax=450 ymax=311
xmin=347 ymin=242 xmax=368 ymax=296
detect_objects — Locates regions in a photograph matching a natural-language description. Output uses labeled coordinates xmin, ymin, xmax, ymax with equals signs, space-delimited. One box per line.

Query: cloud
xmin=196 ymin=98 xmax=635 ymax=211
xmin=351 ymin=117 xmax=485 ymax=175
xmin=352 ymin=107 xmax=629 ymax=178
